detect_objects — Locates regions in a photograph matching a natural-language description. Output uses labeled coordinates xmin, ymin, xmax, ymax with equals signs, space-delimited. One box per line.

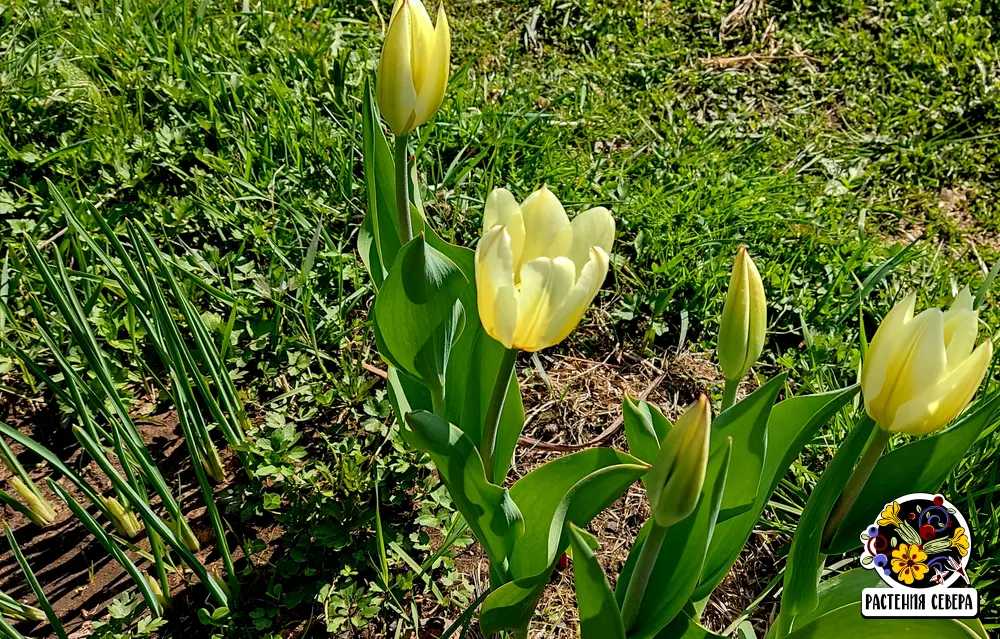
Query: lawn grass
xmin=1 ymin=0 xmax=999 ymax=635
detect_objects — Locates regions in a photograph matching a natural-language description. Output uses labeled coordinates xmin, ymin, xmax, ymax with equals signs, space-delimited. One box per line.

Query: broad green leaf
xmin=358 ymin=77 xmax=423 ymax=284
xmin=374 ymin=235 xmax=467 ymax=393
xmin=355 ymin=84 xmax=525 ymax=483
xmin=695 ymin=384 xmax=860 ymax=599
xmin=402 ymin=411 xmax=523 ymax=573
xmin=425 ymin=231 xmax=525 ymax=483
xmin=826 ymin=394 xmax=1000 ymax=554
xmin=764 ymin=568 xmax=883 ymax=638
xmin=712 ymin=374 xmax=786 ymax=520
xmin=784 ymin=603 xmax=979 ymax=639
xmin=508 ymin=448 xmax=647 ymax=579
xmin=616 ymin=440 xmax=732 ymax=639
xmin=567 ymin=523 xmax=625 ymax=639
xmin=623 ymin=396 xmax=672 ymax=467
xmin=479 ymin=449 xmax=647 ymax=635
xmin=652 ymin=610 xmax=728 ymax=639
xmin=779 ymin=415 xmax=875 ymax=621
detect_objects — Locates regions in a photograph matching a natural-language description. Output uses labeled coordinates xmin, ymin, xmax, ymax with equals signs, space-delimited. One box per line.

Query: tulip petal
xmin=717 ymin=250 xmax=751 ymax=379
xmin=862 ymin=292 xmax=915 ymax=417
xmin=475 ymin=227 xmax=517 ymax=349
xmin=377 ymin=3 xmax=418 ymax=135
xmin=948 ymin=286 xmax=974 ymax=313
xmin=512 ymin=256 xmax=576 ymax=351
xmin=413 ymin=3 xmax=450 ymax=127
xmin=943 ymin=309 xmax=978 ymax=368
xmin=890 ymin=339 xmax=992 ymax=435
xmin=567 ymin=207 xmax=615 ymax=275
xmin=880 ymin=309 xmax=947 ymax=422
xmin=545 ymin=247 xmax=610 ymax=347
xmin=406 ymin=0 xmax=435 ymax=93
xmin=517 ymin=186 xmax=572 ymax=266
xmin=745 ymin=250 xmax=767 ymax=375
xmin=484 ymin=188 xmax=524 ymax=267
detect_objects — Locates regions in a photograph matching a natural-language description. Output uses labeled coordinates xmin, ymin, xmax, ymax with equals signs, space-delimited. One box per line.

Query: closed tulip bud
xmin=475 ymin=186 xmax=615 ymax=352
xmin=377 ymin=0 xmax=451 ymax=136
xmin=10 ymin=477 xmax=56 ymax=527
xmin=646 ymin=395 xmax=711 ymax=528
xmin=718 ymin=247 xmax=767 ymax=382
xmin=104 ymin=496 xmax=142 ymax=538
xmin=862 ymin=288 xmax=993 ymax=436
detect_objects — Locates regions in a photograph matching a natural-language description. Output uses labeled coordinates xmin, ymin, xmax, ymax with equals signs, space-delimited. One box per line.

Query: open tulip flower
xmin=862 ymin=287 xmax=993 ymax=436
xmin=475 ymin=186 xmax=615 ymax=352
xmin=377 ymin=0 xmax=451 ymax=136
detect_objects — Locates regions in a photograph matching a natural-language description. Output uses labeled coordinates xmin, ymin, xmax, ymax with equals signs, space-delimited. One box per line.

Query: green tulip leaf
xmin=779 ymin=415 xmax=876 ymax=622
xmin=652 ymin=609 xmax=728 ymax=639
xmin=764 ymin=568 xmax=883 ymax=638
xmin=623 ymin=395 xmax=672 ymax=467
xmin=374 ymin=235 xmax=467 ymax=393
xmin=615 ymin=439 xmax=732 ymax=639
xmin=479 ymin=448 xmax=648 ymax=636
xmin=694 ymin=384 xmax=860 ymax=600
xmin=825 ymin=394 xmax=1000 ymax=554
xmin=424 ymin=231 xmax=525 ymax=483
xmin=567 ymin=522 xmax=626 ymax=639
xmin=357 ymin=80 xmax=525 ymax=483
xmin=402 ymin=411 xmax=524 ymax=573
xmin=713 ymin=374 xmax=786 ymax=520
xmin=783 ymin=603 xmax=981 ymax=639
xmin=358 ymin=77 xmax=423 ymax=286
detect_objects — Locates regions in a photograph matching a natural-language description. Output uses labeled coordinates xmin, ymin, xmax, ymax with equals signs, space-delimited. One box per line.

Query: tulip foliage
xmin=363 ymin=4 xmax=995 ymax=636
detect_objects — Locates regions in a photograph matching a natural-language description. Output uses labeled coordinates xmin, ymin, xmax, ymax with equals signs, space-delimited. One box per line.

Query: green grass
xmin=1 ymin=0 xmax=999 ymax=635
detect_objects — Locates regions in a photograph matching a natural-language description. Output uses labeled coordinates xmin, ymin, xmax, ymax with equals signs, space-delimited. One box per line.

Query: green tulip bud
xmin=645 ymin=395 xmax=712 ymax=528
xmin=718 ymin=246 xmax=766 ymax=382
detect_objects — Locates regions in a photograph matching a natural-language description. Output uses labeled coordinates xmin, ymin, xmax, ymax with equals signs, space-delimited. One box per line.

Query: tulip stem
xmin=480 ymin=348 xmax=518 ymax=485
xmin=721 ymin=378 xmax=740 ymax=411
xmin=394 ymin=134 xmax=413 ymax=244
xmin=620 ymin=520 xmax=669 ymax=631
xmin=821 ymin=423 xmax=890 ymax=547
xmin=430 ymin=386 xmax=446 ymax=418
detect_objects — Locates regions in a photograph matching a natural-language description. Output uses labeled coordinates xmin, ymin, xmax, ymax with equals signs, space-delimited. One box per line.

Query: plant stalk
xmin=480 ymin=348 xmax=518 ymax=485
xmin=821 ymin=426 xmax=891 ymax=547
xmin=394 ymin=134 xmax=412 ymax=244
xmin=721 ymin=378 xmax=740 ymax=411
xmin=431 ymin=386 xmax=446 ymax=418
xmin=620 ymin=520 xmax=669 ymax=631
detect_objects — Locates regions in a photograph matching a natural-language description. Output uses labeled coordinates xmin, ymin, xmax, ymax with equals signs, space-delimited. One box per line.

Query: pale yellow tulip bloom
xmin=862 ymin=288 xmax=993 ymax=436
xmin=718 ymin=247 xmax=767 ymax=382
xmin=377 ymin=0 xmax=451 ymax=136
xmin=474 ymin=187 xmax=614 ymax=352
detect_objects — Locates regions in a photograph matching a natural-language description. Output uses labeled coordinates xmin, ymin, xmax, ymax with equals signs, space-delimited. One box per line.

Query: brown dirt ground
xmin=0 ymin=392 xmax=278 ymax=638
xmin=419 ymin=337 xmax=788 ymax=639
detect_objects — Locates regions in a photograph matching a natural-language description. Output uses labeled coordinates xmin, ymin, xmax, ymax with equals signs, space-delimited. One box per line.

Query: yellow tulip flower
xmin=718 ymin=246 xmax=766 ymax=382
xmin=862 ymin=287 xmax=993 ymax=436
xmin=474 ymin=186 xmax=615 ymax=352
xmin=377 ymin=0 xmax=451 ymax=136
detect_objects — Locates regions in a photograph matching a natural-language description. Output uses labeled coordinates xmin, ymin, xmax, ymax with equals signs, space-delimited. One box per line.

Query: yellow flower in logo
xmin=878 ymin=501 xmax=903 ymax=527
xmin=890 ymin=543 xmax=929 ymax=585
xmin=950 ymin=527 xmax=970 ymax=557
